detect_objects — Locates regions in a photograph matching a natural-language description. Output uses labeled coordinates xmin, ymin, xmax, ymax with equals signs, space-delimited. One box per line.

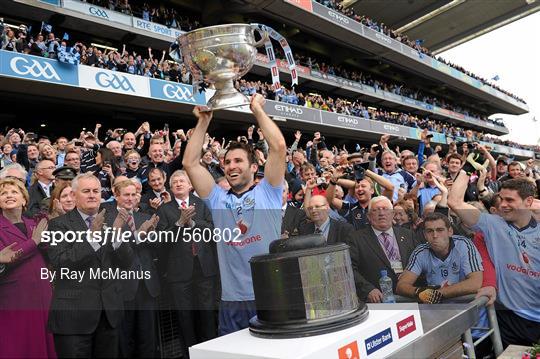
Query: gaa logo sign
xmin=89 ymin=7 xmax=109 ymax=19
xmin=10 ymin=57 xmax=61 ymax=81
xmin=95 ymin=72 xmax=135 ymax=92
xmin=163 ymin=84 xmax=195 ymax=102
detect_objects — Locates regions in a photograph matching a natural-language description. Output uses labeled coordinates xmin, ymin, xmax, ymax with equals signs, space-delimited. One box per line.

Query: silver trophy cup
xmin=170 ymin=24 xmax=268 ymax=111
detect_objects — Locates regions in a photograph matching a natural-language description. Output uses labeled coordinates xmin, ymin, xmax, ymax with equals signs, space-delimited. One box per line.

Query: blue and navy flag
xmin=62 ymin=32 xmax=69 ymax=41
xmin=415 ymin=39 xmax=424 ymax=45
xmin=57 ymin=46 xmax=80 ymax=65
xmin=491 ymin=75 xmax=500 ymax=81
xmin=41 ymin=21 xmax=52 ymax=33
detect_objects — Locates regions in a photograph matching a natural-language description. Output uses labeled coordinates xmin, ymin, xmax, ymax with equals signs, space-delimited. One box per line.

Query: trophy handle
xmin=251 ymin=24 xmax=269 ymax=47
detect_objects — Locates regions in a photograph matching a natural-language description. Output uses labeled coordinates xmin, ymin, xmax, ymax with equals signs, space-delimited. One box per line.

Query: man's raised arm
xmin=447 ymin=170 xmax=481 ymax=228
xmin=182 ymin=107 xmax=217 ymax=198
xmin=250 ymin=94 xmax=287 ymax=187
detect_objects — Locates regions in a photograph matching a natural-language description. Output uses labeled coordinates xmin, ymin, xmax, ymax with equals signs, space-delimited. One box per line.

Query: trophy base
xmin=206 ymin=88 xmax=251 ymax=111
xmin=248 ymin=304 xmax=369 ymax=339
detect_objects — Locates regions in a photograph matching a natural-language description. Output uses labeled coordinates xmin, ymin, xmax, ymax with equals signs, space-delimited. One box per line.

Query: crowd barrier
xmin=395 ymin=294 xmax=503 ymax=358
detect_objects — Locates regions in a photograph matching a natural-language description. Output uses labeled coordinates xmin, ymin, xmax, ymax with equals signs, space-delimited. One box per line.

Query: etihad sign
xmin=383 ymin=124 xmax=400 ymax=132
xmin=375 ymin=32 xmax=392 ymax=45
xmin=274 ymin=104 xmax=303 ymax=115
xmin=338 ymin=116 xmax=358 ymax=125
xmin=328 ymin=10 xmax=350 ymax=24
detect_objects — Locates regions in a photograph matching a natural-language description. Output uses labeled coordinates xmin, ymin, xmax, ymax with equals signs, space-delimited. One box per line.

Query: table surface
xmin=498 ymin=345 xmax=532 ymax=359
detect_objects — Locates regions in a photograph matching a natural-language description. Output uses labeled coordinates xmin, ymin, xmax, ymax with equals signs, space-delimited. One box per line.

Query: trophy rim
xmin=181 ymin=23 xmax=255 ymax=34
xmin=179 ymin=23 xmax=257 ymax=42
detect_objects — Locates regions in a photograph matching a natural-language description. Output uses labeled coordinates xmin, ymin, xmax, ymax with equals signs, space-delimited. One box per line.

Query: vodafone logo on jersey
xmin=396 ymin=315 xmax=416 ymax=338
xmin=338 ymin=340 xmax=360 ymax=359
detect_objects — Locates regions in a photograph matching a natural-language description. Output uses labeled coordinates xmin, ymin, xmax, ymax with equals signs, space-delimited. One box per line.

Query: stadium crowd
xmin=0 ymin=18 xmax=519 ymax=134
xmin=315 ymin=0 xmax=526 ymax=104
xmin=86 ymin=0 xmax=201 ymax=31
xmin=6 ymin=22 xmax=540 ymax=154
xmin=236 ymin=79 xmax=540 ymax=152
xmin=1 ymin=94 xmax=540 ymax=358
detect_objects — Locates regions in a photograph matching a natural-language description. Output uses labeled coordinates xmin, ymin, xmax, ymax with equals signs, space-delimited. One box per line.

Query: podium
xmin=190 ymin=304 xmax=423 ymax=359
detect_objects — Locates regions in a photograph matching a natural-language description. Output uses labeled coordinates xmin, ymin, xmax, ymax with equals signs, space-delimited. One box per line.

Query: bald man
xmin=298 ymin=195 xmax=355 ymax=245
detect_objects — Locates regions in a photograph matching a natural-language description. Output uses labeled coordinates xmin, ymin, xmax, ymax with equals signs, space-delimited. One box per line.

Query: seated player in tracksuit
xmin=396 ymin=212 xmax=484 ymax=302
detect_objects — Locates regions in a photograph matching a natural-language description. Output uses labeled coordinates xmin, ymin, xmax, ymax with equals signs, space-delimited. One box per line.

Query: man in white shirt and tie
xmin=346 ymin=196 xmax=424 ymax=303
xmin=298 ymin=195 xmax=355 ymax=245
xmin=156 ymin=170 xmax=218 ymax=357
xmin=47 ymin=173 xmax=134 ymax=358
xmin=27 ymin=159 xmax=55 ymax=216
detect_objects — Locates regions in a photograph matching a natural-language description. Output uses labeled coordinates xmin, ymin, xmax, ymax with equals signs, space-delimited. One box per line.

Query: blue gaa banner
xmin=0 ymin=51 xmax=78 ymax=86
xmin=149 ymin=79 xmax=206 ymax=105
xmin=39 ymin=0 xmax=60 ymax=5
xmin=365 ymin=327 xmax=393 ymax=355
xmin=78 ymin=65 xmax=150 ymax=97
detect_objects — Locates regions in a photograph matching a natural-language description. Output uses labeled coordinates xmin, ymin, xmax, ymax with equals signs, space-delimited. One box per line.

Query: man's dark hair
xmin=148 ymin=167 xmax=166 ymax=179
xmin=480 ymin=193 xmax=501 ymax=211
xmin=300 ymin=162 xmax=316 ymax=174
xmin=500 ymin=178 xmax=536 ymax=200
xmin=402 ymin=155 xmax=418 ymax=164
xmin=65 ymin=150 xmax=79 ymax=157
xmin=423 ymin=212 xmax=451 ymax=229
xmin=224 ymin=141 xmax=257 ymax=165
xmin=508 ymin=161 xmax=522 ymax=170
xmin=446 ymin=153 xmax=463 ymax=164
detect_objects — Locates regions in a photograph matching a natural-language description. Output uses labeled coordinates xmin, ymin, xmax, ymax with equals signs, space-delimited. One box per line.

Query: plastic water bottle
xmin=379 ymin=269 xmax=396 ymax=303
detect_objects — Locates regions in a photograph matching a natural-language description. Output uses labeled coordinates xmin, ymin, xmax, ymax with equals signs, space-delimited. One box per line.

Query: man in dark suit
xmin=298 ymin=194 xmax=355 ymax=244
xmin=47 ymin=173 xmax=134 ymax=358
xmin=27 ymin=159 xmax=55 ymax=216
xmin=347 ymin=196 xmax=423 ymax=303
xmin=105 ymin=179 xmax=161 ymax=359
xmin=156 ymin=170 xmax=217 ymax=358
xmin=139 ymin=167 xmax=172 ymax=215
xmin=281 ymin=180 xmax=306 ymax=236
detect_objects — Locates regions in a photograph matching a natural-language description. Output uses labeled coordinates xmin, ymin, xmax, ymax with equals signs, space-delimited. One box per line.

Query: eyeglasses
xmin=307 ymin=205 xmax=327 ymax=210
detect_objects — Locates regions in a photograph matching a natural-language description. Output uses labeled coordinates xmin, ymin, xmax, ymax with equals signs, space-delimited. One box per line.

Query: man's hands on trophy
xmin=193 ymin=106 xmax=213 ymax=121
xmin=415 ymin=286 xmax=443 ymax=304
xmin=250 ymin=93 xmax=266 ymax=113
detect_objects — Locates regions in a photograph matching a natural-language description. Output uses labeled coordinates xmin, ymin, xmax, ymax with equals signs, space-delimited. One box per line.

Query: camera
xmin=316 ymin=177 xmax=326 ymax=186
xmin=353 ymin=163 xmax=367 ymax=182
